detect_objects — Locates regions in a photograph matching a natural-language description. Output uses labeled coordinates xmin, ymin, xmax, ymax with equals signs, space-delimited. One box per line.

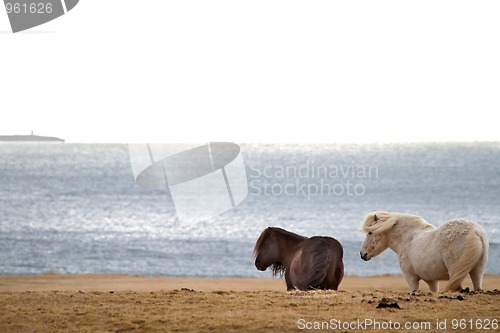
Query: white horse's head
xmin=359 ymin=211 xmax=433 ymax=261
xmin=359 ymin=212 xmax=398 ymax=261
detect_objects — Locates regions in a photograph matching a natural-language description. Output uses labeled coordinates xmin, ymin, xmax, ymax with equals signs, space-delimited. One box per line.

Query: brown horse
xmin=253 ymin=227 xmax=344 ymax=290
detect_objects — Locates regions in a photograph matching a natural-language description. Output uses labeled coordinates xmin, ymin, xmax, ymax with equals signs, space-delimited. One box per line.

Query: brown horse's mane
xmin=271 ymin=262 xmax=286 ymax=277
xmin=253 ymin=227 xmax=307 ymax=277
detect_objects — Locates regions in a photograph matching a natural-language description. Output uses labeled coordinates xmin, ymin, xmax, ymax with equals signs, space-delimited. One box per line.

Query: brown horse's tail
xmin=306 ymin=242 xmax=331 ymax=290
xmin=445 ymin=230 xmax=485 ymax=291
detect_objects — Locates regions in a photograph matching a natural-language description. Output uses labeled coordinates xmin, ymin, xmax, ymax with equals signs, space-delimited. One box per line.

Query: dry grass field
xmin=0 ymin=274 xmax=499 ymax=332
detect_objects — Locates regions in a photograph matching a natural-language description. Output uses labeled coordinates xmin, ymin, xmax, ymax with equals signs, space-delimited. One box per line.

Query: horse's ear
xmin=374 ymin=214 xmax=379 ymax=222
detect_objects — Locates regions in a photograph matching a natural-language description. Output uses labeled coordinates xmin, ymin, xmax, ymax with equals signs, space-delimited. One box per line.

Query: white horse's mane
xmin=361 ymin=211 xmax=434 ymax=235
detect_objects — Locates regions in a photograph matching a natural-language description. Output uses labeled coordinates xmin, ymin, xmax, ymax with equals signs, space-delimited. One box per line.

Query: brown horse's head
xmin=253 ymin=227 xmax=285 ymax=277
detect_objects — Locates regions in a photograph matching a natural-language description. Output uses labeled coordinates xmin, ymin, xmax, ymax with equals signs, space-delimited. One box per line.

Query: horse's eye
xmin=368 ymin=231 xmax=372 ymax=235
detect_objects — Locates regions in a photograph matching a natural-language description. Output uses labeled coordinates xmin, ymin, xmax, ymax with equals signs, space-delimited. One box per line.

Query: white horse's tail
xmin=445 ymin=229 xmax=486 ymax=291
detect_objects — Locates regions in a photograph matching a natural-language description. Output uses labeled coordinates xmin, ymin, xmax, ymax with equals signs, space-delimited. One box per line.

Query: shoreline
xmin=1 ymin=273 xmax=499 ymax=292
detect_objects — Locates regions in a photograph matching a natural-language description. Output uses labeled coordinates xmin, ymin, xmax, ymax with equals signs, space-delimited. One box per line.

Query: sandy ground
xmin=0 ymin=273 xmax=414 ymax=292
xmin=3 ymin=273 xmax=499 ymax=292
xmin=0 ymin=274 xmax=499 ymax=332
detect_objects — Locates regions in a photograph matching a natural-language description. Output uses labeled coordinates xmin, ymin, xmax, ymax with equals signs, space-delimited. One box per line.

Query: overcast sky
xmin=1 ymin=1 xmax=499 ymax=143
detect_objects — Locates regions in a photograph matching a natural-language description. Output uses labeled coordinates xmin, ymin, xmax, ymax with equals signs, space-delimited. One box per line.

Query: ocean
xmin=0 ymin=142 xmax=499 ymax=277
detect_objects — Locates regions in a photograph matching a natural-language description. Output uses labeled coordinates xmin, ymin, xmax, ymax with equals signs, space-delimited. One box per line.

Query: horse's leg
xmin=328 ymin=260 xmax=344 ymax=290
xmin=320 ymin=256 xmax=334 ymax=290
xmin=425 ymin=280 xmax=438 ymax=292
xmin=285 ymin=266 xmax=294 ymax=290
xmin=403 ymin=272 xmax=420 ymax=292
xmin=469 ymin=265 xmax=484 ymax=291
xmin=331 ymin=266 xmax=343 ymax=290
xmin=469 ymin=248 xmax=487 ymax=291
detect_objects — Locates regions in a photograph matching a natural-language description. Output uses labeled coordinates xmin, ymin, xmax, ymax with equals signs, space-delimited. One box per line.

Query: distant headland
xmin=0 ymin=131 xmax=65 ymax=142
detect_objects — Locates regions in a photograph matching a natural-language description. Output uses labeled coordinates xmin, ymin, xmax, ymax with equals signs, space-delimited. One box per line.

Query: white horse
xmin=360 ymin=211 xmax=488 ymax=292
